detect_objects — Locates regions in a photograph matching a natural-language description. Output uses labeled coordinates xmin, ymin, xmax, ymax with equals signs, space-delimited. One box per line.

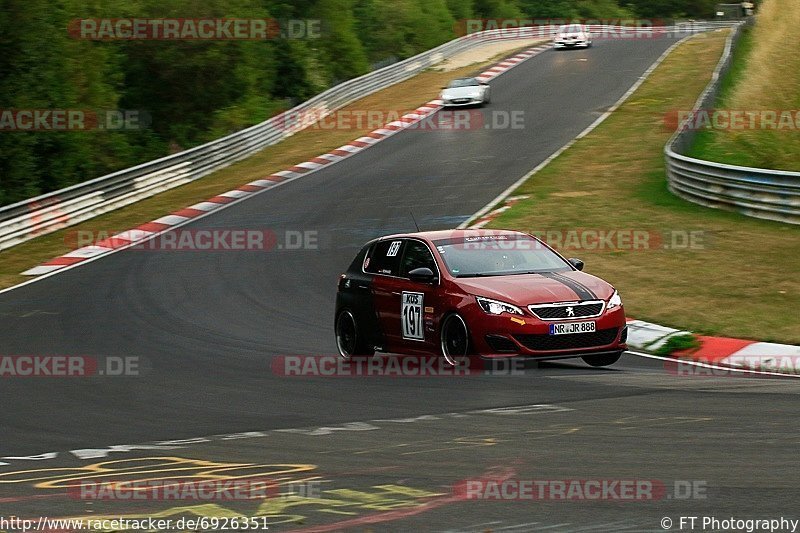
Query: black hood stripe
xmin=539 ymin=272 xmax=597 ymax=300
xmin=553 ymin=272 xmax=598 ymax=300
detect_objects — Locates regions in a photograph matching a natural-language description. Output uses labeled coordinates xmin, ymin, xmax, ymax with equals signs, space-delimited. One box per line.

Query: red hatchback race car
xmin=334 ymin=229 xmax=627 ymax=367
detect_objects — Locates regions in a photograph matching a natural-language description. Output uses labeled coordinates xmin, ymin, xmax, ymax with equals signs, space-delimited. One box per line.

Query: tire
xmin=582 ymin=351 xmax=622 ymax=367
xmin=335 ymin=309 xmax=374 ymax=358
xmin=440 ymin=313 xmax=472 ymax=367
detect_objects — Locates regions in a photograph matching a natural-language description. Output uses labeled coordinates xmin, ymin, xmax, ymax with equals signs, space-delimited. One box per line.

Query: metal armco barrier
xmin=665 ymin=20 xmax=800 ymax=225
xmin=0 ymin=22 xmax=733 ymax=250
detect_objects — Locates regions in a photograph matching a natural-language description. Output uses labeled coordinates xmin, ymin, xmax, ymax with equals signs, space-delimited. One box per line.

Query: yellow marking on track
xmin=0 ymin=457 xmax=317 ymax=490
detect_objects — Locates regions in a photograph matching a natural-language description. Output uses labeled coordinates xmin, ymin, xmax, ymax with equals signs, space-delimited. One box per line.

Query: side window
xmin=364 ymin=240 xmax=404 ymax=276
xmin=399 ymin=240 xmax=437 ymax=278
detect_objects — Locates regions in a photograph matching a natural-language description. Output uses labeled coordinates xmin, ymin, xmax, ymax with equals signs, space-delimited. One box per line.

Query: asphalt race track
xmin=2 ymin=37 xmax=799 ymax=531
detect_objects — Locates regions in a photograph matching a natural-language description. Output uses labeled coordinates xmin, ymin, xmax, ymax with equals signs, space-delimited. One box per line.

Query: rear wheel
xmin=582 ymin=351 xmax=622 ymax=367
xmin=440 ymin=314 xmax=472 ymax=367
xmin=335 ymin=310 xmax=374 ymax=358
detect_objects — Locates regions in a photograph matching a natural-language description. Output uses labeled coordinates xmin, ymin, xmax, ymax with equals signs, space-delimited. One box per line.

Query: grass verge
xmin=488 ymin=30 xmax=800 ymax=345
xmin=688 ymin=0 xmax=800 ymax=170
xmin=0 ymin=43 xmax=540 ymax=290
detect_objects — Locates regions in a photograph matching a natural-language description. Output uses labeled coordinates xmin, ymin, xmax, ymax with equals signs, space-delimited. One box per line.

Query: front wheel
xmin=582 ymin=351 xmax=622 ymax=367
xmin=335 ymin=309 xmax=374 ymax=358
xmin=440 ymin=313 xmax=472 ymax=367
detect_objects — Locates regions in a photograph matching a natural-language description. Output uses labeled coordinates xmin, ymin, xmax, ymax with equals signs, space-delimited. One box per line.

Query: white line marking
xmin=19 ymin=265 xmax=65 ymax=276
xmin=315 ymin=153 xmax=342 ymax=162
xmin=63 ymin=246 xmax=114 ymax=259
xmin=626 ymin=350 xmax=800 ymax=379
xmin=293 ymin=161 xmax=323 ymax=170
xmin=188 ymin=201 xmax=224 ymax=211
xmin=247 ymin=179 xmax=277 ymax=188
xmin=218 ymin=190 xmax=251 ymax=199
xmin=152 ymin=214 xmax=190 ymax=225
xmin=272 ymin=169 xmax=298 ymax=177
xmin=114 ymin=229 xmax=154 ymax=241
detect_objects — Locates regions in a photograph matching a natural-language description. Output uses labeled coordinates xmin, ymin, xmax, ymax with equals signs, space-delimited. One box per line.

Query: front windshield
xmin=447 ymin=78 xmax=479 ymax=88
xmin=433 ymin=235 xmax=571 ymax=277
xmin=558 ymin=24 xmax=583 ymax=34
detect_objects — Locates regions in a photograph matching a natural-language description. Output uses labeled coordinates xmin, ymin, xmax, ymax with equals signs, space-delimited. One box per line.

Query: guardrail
xmin=665 ymin=20 xmax=800 ymax=225
xmin=0 ymin=22 xmax=734 ymax=251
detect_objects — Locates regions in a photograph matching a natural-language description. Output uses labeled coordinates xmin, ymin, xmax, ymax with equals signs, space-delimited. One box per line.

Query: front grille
xmin=528 ymin=301 xmax=604 ymax=320
xmin=514 ymin=328 xmax=619 ymax=352
xmin=453 ymin=98 xmax=470 ymax=103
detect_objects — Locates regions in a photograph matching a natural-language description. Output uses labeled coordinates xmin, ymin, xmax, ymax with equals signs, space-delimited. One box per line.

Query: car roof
xmin=375 ymin=228 xmax=529 ymax=242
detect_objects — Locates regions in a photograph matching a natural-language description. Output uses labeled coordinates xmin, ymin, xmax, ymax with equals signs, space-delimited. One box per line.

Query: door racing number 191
xmin=401 ymin=292 xmax=424 ymax=341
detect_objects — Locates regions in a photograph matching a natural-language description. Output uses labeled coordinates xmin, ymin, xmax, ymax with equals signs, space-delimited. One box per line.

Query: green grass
xmin=488 ymin=30 xmax=800 ymax=345
xmin=688 ymin=27 xmax=758 ymax=167
xmin=687 ymin=0 xmax=800 ymax=171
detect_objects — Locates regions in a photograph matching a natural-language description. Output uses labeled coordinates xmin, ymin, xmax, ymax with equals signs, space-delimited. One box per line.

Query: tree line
xmin=0 ymin=0 xmax=737 ymax=206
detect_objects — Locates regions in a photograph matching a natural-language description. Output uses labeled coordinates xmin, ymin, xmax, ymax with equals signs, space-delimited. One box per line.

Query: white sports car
xmin=553 ymin=24 xmax=592 ymax=49
xmin=439 ymin=77 xmax=490 ymax=107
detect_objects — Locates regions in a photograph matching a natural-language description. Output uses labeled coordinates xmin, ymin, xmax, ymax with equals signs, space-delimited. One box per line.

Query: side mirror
xmin=568 ymin=258 xmax=584 ymax=271
xmin=408 ymin=267 xmax=437 ymax=284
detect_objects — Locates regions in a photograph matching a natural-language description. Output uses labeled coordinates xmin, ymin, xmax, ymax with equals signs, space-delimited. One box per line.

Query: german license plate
xmin=549 ymin=321 xmax=596 ymax=335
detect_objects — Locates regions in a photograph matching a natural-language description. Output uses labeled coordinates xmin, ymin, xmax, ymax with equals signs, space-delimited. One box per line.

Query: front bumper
xmin=467 ymin=305 xmax=627 ymax=359
xmin=553 ymin=40 xmax=590 ymax=49
xmin=441 ymin=97 xmax=484 ymax=107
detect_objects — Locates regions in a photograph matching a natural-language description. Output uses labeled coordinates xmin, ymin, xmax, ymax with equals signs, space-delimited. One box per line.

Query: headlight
xmin=607 ymin=290 xmax=622 ymax=310
xmin=476 ymin=296 xmax=523 ymax=316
